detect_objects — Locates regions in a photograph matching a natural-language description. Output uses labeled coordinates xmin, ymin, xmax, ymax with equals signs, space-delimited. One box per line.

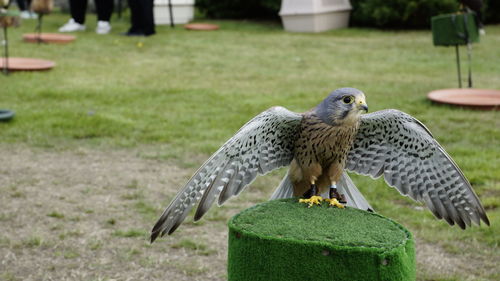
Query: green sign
xmin=431 ymin=13 xmax=479 ymax=46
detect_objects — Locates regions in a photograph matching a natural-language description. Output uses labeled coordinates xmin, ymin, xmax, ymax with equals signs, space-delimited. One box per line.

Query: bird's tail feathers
xmin=337 ymin=172 xmax=373 ymax=212
xmin=270 ymin=170 xmax=294 ymax=200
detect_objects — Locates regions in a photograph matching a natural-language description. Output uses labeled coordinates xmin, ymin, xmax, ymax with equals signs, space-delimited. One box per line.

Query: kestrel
xmin=150 ymin=88 xmax=489 ymax=242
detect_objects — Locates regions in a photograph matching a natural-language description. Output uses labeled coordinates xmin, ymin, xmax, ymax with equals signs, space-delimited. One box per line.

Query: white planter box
xmin=279 ymin=0 xmax=352 ymax=33
xmin=154 ymin=0 xmax=194 ymax=25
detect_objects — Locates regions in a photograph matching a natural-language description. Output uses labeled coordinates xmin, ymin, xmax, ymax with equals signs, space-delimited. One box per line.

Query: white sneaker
xmin=20 ymin=11 xmax=31 ymax=19
xmin=58 ymin=19 xmax=86 ymax=32
xmin=96 ymin=21 xmax=111 ymax=34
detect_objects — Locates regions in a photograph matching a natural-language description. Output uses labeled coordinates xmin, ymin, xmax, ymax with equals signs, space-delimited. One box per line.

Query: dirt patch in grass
xmin=0 ymin=145 xmax=495 ymax=280
xmin=414 ymin=238 xmax=497 ymax=281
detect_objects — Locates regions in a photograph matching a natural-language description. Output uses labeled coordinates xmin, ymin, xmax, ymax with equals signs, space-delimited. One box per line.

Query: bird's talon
xmin=299 ymin=196 xmax=324 ymax=207
xmin=325 ymin=198 xmax=345 ymax=208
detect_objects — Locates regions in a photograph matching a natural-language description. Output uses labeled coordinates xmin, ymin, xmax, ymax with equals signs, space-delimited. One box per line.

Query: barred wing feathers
xmin=346 ymin=109 xmax=489 ymax=228
xmin=151 ymin=107 xmax=302 ymax=241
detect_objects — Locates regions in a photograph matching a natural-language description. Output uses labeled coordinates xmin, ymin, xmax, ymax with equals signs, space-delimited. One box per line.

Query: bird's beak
xmin=358 ymin=100 xmax=368 ymax=112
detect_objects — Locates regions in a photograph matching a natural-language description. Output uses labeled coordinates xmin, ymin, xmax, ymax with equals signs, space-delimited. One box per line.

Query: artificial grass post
xmin=228 ymin=198 xmax=415 ymax=281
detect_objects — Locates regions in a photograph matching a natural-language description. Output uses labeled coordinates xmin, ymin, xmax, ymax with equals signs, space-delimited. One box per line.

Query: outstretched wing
xmin=346 ymin=109 xmax=489 ymax=228
xmin=151 ymin=107 xmax=302 ymax=241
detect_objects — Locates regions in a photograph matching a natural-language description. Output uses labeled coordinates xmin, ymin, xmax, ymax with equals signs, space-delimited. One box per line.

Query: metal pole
xmin=466 ymin=43 xmax=473 ymax=88
xmin=36 ymin=14 xmax=43 ymax=44
xmin=2 ymin=25 xmax=8 ymax=75
xmin=455 ymin=45 xmax=462 ymax=88
xmin=117 ymin=0 xmax=122 ymax=20
xmin=168 ymin=0 xmax=174 ymax=28
xmin=462 ymin=12 xmax=473 ymax=88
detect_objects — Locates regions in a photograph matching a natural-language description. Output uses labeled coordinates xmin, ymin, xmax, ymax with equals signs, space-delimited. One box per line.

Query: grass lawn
xmin=1 ymin=11 xmax=499 ymax=281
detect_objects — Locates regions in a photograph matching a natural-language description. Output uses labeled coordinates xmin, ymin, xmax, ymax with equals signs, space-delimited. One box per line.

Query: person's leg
xmin=95 ymin=0 xmax=114 ymax=22
xmin=125 ymin=0 xmax=155 ymax=36
xmin=94 ymin=0 xmax=113 ymax=34
xmin=17 ymin=0 xmax=32 ymax=19
xmin=25 ymin=0 xmax=36 ymax=18
xmin=127 ymin=0 xmax=142 ymax=33
xmin=476 ymin=10 xmax=484 ymax=28
xmin=16 ymin=0 xmax=27 ymax=11
xmin=69 ymin=0 xmax=88 ymax=24
xmin=59 ymin=0 xmax=87 ymax=31
xmin=141 ymin=0 xmax=155 ymax=35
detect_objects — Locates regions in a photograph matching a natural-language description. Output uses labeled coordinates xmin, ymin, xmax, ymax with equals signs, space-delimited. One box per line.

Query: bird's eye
xmin=342 ymin=96 xmax=354 ymax=104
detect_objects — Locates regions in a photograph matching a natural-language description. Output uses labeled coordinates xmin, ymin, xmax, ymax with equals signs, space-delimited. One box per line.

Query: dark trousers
xmin=16 ymin=0 xmax=32 ymax=11
xmin=127 ymin=0 xmax=155 ymax=35
xmin=69 ymin=0 xmax=114 ymax=24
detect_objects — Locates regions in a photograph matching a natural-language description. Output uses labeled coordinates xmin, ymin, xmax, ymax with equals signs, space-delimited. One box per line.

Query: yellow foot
xmin=325 ymin=198 xmax=345 ymax=209
xmin=299 ymin=196 xmax=324 ymax=208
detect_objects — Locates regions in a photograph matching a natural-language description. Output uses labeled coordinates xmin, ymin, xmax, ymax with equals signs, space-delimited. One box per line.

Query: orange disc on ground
xmin=428 ymin=88 xmax=500 ymax=110
xmin=184 ymin=23 xmax=219 ymax=31
xmin=0 ymin=57 xmax=55 ymax=71
xmin=23 ymin=33 xmax=76 ymax=44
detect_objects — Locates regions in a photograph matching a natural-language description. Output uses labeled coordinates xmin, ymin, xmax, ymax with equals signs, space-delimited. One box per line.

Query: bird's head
xmin=314 ymin=88 xmax=368 ymax=126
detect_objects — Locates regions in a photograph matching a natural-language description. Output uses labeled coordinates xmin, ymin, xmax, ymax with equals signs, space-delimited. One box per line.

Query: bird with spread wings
xmin=150 ymin=88 xmax=489 ymax=242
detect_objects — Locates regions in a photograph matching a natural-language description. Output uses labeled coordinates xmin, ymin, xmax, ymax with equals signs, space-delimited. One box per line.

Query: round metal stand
xmin=428 ymin=89 xmax=500 ymax=110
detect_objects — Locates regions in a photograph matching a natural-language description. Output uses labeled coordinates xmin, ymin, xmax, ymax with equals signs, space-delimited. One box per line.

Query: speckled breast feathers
xmin=290 ymin=112 xmax=360 ymax=196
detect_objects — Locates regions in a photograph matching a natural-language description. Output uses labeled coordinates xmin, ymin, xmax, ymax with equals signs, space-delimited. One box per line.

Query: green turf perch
xmin=228 ymin=199 xmax=415 ymax=281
